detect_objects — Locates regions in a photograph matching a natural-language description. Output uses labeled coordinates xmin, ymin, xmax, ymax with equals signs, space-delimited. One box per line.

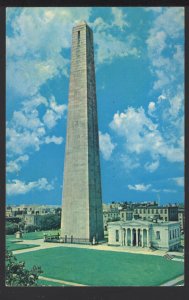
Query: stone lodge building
xmin=108 ymin=220 xmax=181 ymax=251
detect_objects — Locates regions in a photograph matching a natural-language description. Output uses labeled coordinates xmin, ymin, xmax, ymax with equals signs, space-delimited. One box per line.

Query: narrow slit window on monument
xmin=78 ymin=31 xmax=80 ymax=43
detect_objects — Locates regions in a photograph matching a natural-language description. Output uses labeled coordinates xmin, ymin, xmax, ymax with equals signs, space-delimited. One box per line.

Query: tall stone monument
xmin=61 ymin=21 xmax=104 ymax=243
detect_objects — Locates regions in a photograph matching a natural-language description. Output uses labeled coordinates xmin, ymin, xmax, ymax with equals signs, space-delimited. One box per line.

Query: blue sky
xmin=6 ymin=7 xmax=184 ymax=205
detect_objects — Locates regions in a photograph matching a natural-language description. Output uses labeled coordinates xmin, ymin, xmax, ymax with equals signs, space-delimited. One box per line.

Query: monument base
xmin=60 ymin=237 xmax=91 ymax=245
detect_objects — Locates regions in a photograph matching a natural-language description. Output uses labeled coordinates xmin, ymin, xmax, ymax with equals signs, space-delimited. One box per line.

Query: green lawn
xmin=6 ymin=242 xmax=39 ymax=251
xmin=6 ymin=230 xmax=59 ymax=251
xmin=6 ymin=229 xmax=60 ymax=242
xmin=16 ymin=247 xmax=184 ymax=286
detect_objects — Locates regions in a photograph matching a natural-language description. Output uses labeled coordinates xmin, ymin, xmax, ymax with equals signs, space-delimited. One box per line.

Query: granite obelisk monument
xmin=61 ymin=21 xmax=104 ymax=243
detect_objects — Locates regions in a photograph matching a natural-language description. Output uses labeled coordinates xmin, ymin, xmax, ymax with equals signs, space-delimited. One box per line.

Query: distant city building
xmin=178 ymin=207 xmax=184 ymax=232
xmin=103 ymin=208 xmax=120 ymax=230
xmin=6 ymin=205 xmax=61 ymax=226
xmin=119 ymin=208 xmax=133 ymax=222
xmin=120 ymin=205 xmax=178 ymax=222
xmin=24 ymin=214 xmax=42 ymax=227
xmin=108 ymin=220 xmax=181 ymax=251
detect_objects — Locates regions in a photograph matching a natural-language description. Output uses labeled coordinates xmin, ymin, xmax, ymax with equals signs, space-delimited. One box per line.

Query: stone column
xmin=131 ymin=229 xmax=133 ymax=246
xmin=147 ymin=229 xmax=149 ymax=248
xmin=136 ymin=228 xmax=138 ymax=246
xmin=122 ymin=229 xmax=124 ymax=246
xmin=125 ymin=228 xmax=127 ymax=246
xmin=141 ymin=229 xmax=144 ymax=247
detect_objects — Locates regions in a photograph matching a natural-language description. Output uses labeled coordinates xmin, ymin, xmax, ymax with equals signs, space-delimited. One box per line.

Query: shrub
xmin=5 ymin=251 xmax=43 ymax=286
xmin=6 ymin=222 xmax=18 ymax=235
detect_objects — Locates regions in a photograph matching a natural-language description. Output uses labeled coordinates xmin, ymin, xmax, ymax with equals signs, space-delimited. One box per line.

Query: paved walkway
xmin=161 ymin=275 xmax=184 ymax=286
xmin=12 ymin=239 xmax=167 ymax=257
xmin=38 ymin=275 xmax=87 ymax=287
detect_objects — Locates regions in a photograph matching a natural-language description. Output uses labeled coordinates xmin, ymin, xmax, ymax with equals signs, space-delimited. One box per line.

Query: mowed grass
xmin=6 ymin=229 xmax=60 ymax=242
xmin=16 ymin=247 xmax=184 ymax=286
xmin=6 ymin=230 xmax=59 ymax=251
xmin=6 ymin=242 xmax=39 ymax=251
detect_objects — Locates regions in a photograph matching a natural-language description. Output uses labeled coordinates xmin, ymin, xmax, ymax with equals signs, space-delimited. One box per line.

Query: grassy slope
xmin=16 ymin=247 xmax=184 ymax=286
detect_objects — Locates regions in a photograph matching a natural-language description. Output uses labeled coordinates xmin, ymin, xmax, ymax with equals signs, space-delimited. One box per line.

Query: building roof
xmin=108 ymin=220 xmax=180 ymax=227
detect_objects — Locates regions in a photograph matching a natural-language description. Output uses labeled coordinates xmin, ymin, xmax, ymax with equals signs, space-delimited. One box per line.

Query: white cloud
xmin=157 ymin=94 xmax=166 ymax=103
xmin=6 ymin=177 xmax=54 ymax=196
xmin=109 ymin=107 xmax=184 ymax=166
xmin=128 ymin=184 xmax=151 ymax=191
xmin=151 ymin=188 xmax=176 ymax=193
xmin=148 ymin=101 xmax=156 ymax=116
xmin=22 ymin=94 xmax=48 ymax=111
xmin=146 ymin=7 xmax=184 ymax=101
xmin=90 ymin=13 xmax=139 ymax=65
xmin=7 ymin=8 xmax=139 ymax=97
xmin=7 ymin=94 xmax=66 ymax=156
xmin=144 ymin=160 xmax=159 ymax=173
xmin=6 ymin=94 xmax=66 ymax=172
xmin=94 ymin=30 xmax=139 ymax=65
xmin=6 ymin=155 xmax=29 ymax=173
xmin=120 ymin=154 xmax=140 ymax=171
xmin=7 ymin=7 xmax=92 ymax=97
xmin=171 ymin=177 xmax=184 ymax=187
xmin=162 ymin=189 xmax=177 ymax=193
xmin=45 ymin=135 xmax=63 ymax=145
xmin=99 ymin=131 xmax=116 ymax=160
xmin=144 ymin=8 xmax=163 ymax=13
xmin=43 ymin=98 xmax=66 ymax=129
xmin=111 ymin=7 xmax=129 ymax=30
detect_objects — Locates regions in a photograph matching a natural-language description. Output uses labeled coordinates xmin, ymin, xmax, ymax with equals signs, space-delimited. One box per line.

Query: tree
xmin=5 ymin=251 xmax=43 ymax=286
xmin=6 ymin=222 xmax=18 ymax=235
xmin=25 ymin=224 xmax=39 ymax=232
xmin=39 ymin=214 xmax=61 ymax=230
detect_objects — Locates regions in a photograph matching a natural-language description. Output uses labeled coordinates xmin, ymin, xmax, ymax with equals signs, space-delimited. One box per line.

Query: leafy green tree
xmin=5 ymin=251 xmax=43 ymax=286
xmin=6 ymin=222 xmax=18 ymax=235
xmin=25 ymin=224 xmax=39 ymax=232
xmin=39 ymin=214 xmax=61 ymax=230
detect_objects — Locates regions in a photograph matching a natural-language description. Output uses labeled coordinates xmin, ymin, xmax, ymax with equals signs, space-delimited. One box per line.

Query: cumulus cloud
xmin=45 ymin=135 xmax=63 ymax=145
xmin=144 ymin=160 xmax=159 ymax=173
xmin=90 ymin=13 xmax=139 ymax=65
xmin=7 ymin=8 xmax=139 ymax=97
xmin=151 ymin=188 xmax=176 ymax=193
xmin=6 ymin=7 xmax=92 ymax=97
xmin=120 ymin=154 xmax=140 ymax=171
xmin=6 ymin=177 xmax=54 ymax=196
xmin=170 ymin=177 xmax=184 ymax=187
xmin=99 ymin=131 xmax=116 ymax=160
xmin=110 ymin=107 xmax=183 ymax=164
xmin=6 ymin=155 xmax=29 ymax=173
xmin=146 ymin=7 xmax=184 ymax=120
xmin=128 ymin=184 xmax=151 ymax=191
xmin=111 ymin=7 xmax=129 ymax=30
xmin=6 ymin=94 xmax=66 ymax=172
